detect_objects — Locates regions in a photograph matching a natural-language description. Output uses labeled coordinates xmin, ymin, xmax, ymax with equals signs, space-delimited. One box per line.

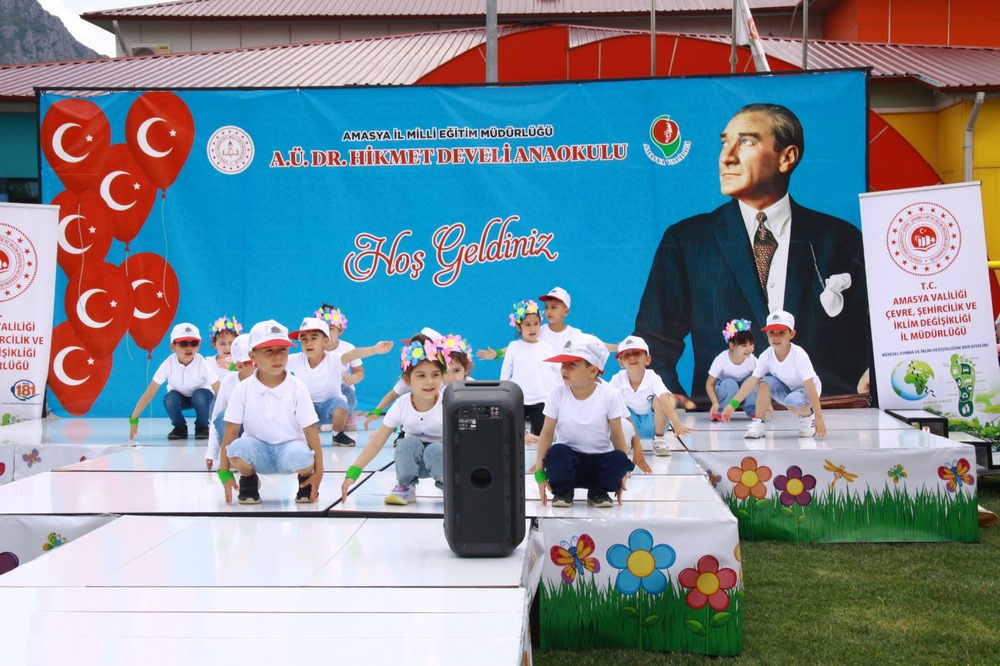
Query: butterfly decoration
xmin=887 ymin=464 xmax=907 ymax=485
xmin=706 ymin=469 xmax=722 ymax=488
xmin=938 ymin=458 xmax=974 ymax=493
xmin=22 ymin=449 xmax=41 ymax=468
xmin=42 ymin=532 xmax=67 ymax=552
xmin=550 ymin=534 xmax=601 ymax=584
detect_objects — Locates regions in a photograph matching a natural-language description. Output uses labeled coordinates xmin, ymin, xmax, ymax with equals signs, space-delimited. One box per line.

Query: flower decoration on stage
xmin=42 ymin=532 xmax=68 ymax=552
xmin=938 ymin=458 xmax=974 ymax=493
xmin=772 ymin=465 xmax=816 ymax=507
xmin=726 ymin=456 xmax=771 ymax=500
xmin=678 ymin=555 xmax=738 ymax=612
xmin=550 ymin=534 xmax=601 ymax=585
xmin=887 ymin=464 xmax=908 ymax=485
xmin=211 ymin=316 xmax=243 ymax=338
xmin=440 ymin=334 xmax=471 ymax=364
xmin=509 ymin=300 xmax=541 ymax=327
xmin=315 ymin=306 xmax=348 ymax=331
xmin=606 ymin=529 xmax=676 ymax=596
xmin=400 ymin=338 xmax=447 ymax=371
xmin=722 ymin=318 xmax=752 ymax=342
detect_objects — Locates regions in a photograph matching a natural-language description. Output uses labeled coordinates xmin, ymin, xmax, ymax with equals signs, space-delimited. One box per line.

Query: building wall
xmin=825 ymin=0 xmax=1000 ymax=47
xmin=0 ymin=111 xmax=38 ymax=178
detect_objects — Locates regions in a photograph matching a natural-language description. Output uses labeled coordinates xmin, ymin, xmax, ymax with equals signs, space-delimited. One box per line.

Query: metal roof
xmin=84 ymin=0 xmax=799 ymax=20
xmin=3 ymin=26 xmax=999 ymax=102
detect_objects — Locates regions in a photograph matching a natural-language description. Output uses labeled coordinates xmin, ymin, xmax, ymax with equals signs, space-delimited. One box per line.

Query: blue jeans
xmin=627 ymin=408 xmax=655 ymax=439
xmin=395 ymin=435 xmax=443 ymax=488
xmin=342 ymin=383 xmax=357 ymax=413
xmin=714 ymin=377 xmax=757 ymax=416
xmin=225 ymin=436 xmax=315 ymax=474
xmin=314 ymin=397 xmax=349 ymax=425
xmin=164 ymin=388 xmax=214 ymax=428
xmin=543 ymin=443 xmax=635 ymax=496
xmin=759 ymin=375 xmax=810 ymax=409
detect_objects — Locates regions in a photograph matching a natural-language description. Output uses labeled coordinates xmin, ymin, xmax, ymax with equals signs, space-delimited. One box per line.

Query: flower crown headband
xmin=210 ymin=316 xmax=242 ymax=338
xmin=722 ymin=318 xmax=752 ymax=342
xmin=439 ymin=333 xmax=471 ymax=365
xmin=509 ymin=300 xmax=542 ymax=327
xmin=315 ymin=306 xmax=348 ymax=331
xmin=401 ymin=337 xmax=451 ymax=372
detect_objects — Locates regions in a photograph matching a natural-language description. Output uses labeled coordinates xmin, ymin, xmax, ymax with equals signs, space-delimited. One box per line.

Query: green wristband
xmin=217 ymin=470 xmax=235 ymax=483
xmin=534 ymin=469 xmax=548 ymax=483
xmin=367 ymin=408 xmax=384 ymax=417
xmin=729 ymin=399 xmax=740 ymax=409
xmin=128 ymin=417 xmax=139 ymax=425
xmin=496 ymin=348 xmax=505 ymax=359
xmin=346 ymin=465 xmax=363 ymax=481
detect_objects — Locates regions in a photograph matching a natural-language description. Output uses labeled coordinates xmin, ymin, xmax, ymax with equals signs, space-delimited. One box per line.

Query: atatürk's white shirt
xmin=739 ymin=194 xmax=791 ymax=312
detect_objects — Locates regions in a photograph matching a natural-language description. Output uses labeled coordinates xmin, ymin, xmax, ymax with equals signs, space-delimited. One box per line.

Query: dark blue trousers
xmin=544 ymin=443 xmax=635 ymax=496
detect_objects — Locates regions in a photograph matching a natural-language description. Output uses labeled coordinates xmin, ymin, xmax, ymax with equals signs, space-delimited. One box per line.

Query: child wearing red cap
xmin=721 ymin=310 xmax=825 ymax=438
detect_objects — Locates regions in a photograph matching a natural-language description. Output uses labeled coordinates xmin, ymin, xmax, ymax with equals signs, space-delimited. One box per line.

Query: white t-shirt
xmin=152 ymin=354 xmax=217 ymax=396
xmin=753 ymin=343 xmax=822 ymax=395
xmin=207 ymin=372 xmax=242 ymax=461
xmin=708 ymin=349 xmax=757 ymax=381
xmin=330 ymin=340 xmax=362 ymax=371
xmin=224 ymin=371 xmax=319 ymax=444
xmin=287 ymin=351 xmax=346 ymax=402
xmin=500 ymin=339 xmax=561 ymax=404
xmin=205 ymin=354 xmax=233 ymax=382
xmin=543 ymin=382 xmax=624 ymax=454
xmin=608 ymin=368 xmax=671 ymax=415
xmin=382 ymin=392 xmax=444 ymax=443
xmin=539 ymin=324 xmax=581 ymax=352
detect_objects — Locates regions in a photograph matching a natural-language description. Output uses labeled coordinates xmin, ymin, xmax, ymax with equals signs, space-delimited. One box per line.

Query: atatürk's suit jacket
xmin=635 ymin=198 xmax=869 ymax=406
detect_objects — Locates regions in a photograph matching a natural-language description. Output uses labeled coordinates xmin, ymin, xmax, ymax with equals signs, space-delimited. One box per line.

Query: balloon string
xmin=73 ymin=199 xmax=84 ymax=302
xmin=161 ymin=194 xmax=172 ymax=309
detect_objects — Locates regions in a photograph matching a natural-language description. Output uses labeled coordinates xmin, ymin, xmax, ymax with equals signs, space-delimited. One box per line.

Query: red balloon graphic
xmin=51 ymin=189 xmax=115 ymax=276
xmin=98 ymin=144 xmax=157 ymax=250
xmin=126 ymin=92 xmax=195 ymax=195
xmin=63 ymin=261 xmax=133 ymax=359
xmin=48 ymin=321 xmax=114 ymax=416
xmin=40 ymin=99 xmax=111 ymax=194
xmin=120 ymin=252 xmax=180 ymax=356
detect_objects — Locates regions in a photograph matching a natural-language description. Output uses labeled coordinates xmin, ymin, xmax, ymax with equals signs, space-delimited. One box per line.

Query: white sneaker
xmin=319 ymin=423 xmax=333 ymax=433
xmin=798 ymin=412 xmax=816 ymax=438
xmin=384 ymin=484 xmax=416 ymax=505
xmin=745 ymin=418 xmax=765 ymax=439
xmin=652 ymin=436 xmax=672 ymax=457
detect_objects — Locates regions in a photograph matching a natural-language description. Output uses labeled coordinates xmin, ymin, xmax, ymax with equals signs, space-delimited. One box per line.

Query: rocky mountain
xmin=0 ymin=0 xmax=103 ymax=65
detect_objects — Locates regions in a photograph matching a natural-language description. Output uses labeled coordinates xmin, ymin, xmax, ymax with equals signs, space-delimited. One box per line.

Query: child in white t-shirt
xmin=476 ymin=286 xmax=583 ymax=360
xmin=341 ymin=337 xmax=450 ymax=505
xmin=609 ymin=335 xmax=694 ymax=457
xmin=128 ymin=322 xmax=220 ymax=442
xmin=706 ymin=318 xmax=758 ymax=421
xmin=317 ymin=305 xmax=362 ymax=430
xmin=721 ymin=310 xmax=825 ymax=438
xmin=206 ymin=315 xmax=242 ymax=382
xmin=500 ymin=299 xmax=561 ymax=436
xmin=206 ymin=333 xmax=254 ymax=470
xmin=288 ymin=317 xmax=392 ymax=447
xmin=218 ymin=320 xmax=323 ymax=505
xmin=533 ymin=333 xmax=635 ymax=508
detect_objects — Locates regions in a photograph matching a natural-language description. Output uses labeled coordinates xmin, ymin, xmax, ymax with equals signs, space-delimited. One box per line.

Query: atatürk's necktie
xmin=753 ymin=211 xmax=777 ymax=292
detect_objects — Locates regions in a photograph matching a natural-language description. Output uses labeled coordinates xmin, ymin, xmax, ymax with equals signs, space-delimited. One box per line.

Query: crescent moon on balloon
xmin=52 ymin=122 xmax=86 ymax=163
xmin=53 ymin=346 xmax=90 ymax=386
xmin=137 ymin=117 xmax=172 ymax=158
xmin=58 ymin=214 xmax=92 ymax=256
xmin=99 ymin=171 xmax=136 ymax=212
xmin=77 ymin=289 xmax=112 ymax=328
xmin=131 ymin=279 xmax=160 ymax=320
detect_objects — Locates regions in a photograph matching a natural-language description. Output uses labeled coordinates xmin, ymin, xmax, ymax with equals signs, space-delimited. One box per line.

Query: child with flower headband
xmin=500 ymin=299 xmax=561 ymax=437
xmin=341 ymin=337 xmax=449 ymax=505
xmin=206 ymin=315 xmax=242 ymax=382
xmin=317 ymin=304 xmax=363 ymax=431
xmin=706 ymin=318 xmax=758 ymax=421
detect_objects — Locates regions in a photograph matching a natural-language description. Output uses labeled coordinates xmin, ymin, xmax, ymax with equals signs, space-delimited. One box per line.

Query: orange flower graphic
xmin=727 ymin=456 xmax=772 ymax=499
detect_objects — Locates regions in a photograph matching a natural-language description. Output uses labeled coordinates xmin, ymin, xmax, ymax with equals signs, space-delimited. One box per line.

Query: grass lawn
xmin=534 ymin=474 xmax=1000 ymax=665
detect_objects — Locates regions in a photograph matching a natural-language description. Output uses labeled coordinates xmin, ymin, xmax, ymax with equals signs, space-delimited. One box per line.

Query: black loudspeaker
xmin=443 ymin=380 xmax=526 ymax=557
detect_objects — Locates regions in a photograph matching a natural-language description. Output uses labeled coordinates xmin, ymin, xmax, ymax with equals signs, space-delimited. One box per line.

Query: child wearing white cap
xmin=128 ymin=322 xmax=220 ymax=442
xmin=500 ymin=299 xmax=562 ymax=437
xmin=721 ymin=310 xmax=826 ymax=438
xmin=706 ymin=319 xmax=758 ymax=421
xmin=610 ymin=335 xmax=694 ymax=456
xmin=476 ymin=286 xmax=582 ymax=361
xmin=205 ymin=333 xmax=254 ymax=470
xmin=533 ymin=333 xmax=635 ymax=508
xmin=288 ymin=316 xmax=393 ymax=447
xmin=218 ymin=319 xmax=324 ymax=505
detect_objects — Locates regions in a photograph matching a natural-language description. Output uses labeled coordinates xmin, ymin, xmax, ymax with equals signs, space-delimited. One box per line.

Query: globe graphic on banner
xmin=890 ymin=360 xmax=935 ymax=401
